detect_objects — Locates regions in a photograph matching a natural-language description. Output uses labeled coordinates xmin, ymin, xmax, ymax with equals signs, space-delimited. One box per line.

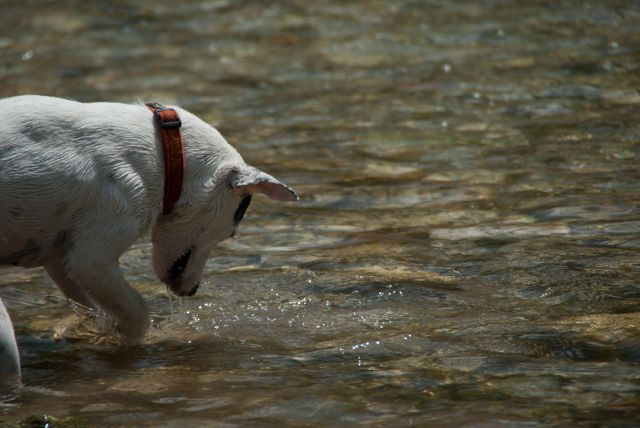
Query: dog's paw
xmin=53 ymin=308 xmax=128 ymax=345
xmin=52 ymin=313 xmax=99 ymax=342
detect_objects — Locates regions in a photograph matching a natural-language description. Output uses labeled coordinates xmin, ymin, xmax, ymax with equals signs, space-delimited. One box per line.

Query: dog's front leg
xmin=44 ymin=259 xmax=93 ymax=309
xmin=66 ymin=259 xmax=149 ymax=344
xmin=0 ymin=297 xmax=20 ymax=379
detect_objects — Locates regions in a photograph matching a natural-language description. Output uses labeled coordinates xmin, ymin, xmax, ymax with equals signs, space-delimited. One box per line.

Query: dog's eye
xmin=233 ymin=195 xmax=252 ymax=225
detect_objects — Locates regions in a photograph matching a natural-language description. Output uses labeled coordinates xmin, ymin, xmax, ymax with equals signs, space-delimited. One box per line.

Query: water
xmin=2 ymin=0 xmax=640 ymax=426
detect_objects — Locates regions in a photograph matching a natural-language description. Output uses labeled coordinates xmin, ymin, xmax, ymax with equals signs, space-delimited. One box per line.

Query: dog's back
xmin=0 ymin=95 xmax=162 ymax=268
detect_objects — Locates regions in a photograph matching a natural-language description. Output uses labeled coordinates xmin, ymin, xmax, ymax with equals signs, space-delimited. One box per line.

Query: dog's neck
xmin=146 ymin=103 xmax=185 ymax=216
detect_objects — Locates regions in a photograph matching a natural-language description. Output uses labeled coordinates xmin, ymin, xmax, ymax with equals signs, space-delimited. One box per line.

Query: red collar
xmin=146 ymin=102 xmax=185 ymax=215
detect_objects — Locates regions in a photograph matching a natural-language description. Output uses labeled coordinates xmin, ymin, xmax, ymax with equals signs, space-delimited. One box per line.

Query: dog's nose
xmin=186 ymin=282 xmax=200 ymax=297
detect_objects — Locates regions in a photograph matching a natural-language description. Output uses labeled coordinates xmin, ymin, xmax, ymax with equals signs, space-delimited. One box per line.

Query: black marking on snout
xmin=234 ymin=195 xmax=252 ymax=225
xmin=169 ymin=248 xmax=192 ymax=282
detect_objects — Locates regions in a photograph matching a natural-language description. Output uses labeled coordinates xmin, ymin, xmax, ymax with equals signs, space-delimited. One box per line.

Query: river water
xmin=1 ymin=1 xmax=640 ymax=426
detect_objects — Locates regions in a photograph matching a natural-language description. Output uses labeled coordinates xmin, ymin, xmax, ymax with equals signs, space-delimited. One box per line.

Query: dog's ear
xmin=229 ymin=165 xmax=298 ymax=202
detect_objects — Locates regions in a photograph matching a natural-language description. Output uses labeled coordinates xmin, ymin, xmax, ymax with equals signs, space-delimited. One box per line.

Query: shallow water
xmin=2 ymin=0 xmax=640 ymax=426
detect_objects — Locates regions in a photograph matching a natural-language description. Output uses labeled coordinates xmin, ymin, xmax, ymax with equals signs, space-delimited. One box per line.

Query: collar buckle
xmin=146 ymin=102 xmax=182 ymax=129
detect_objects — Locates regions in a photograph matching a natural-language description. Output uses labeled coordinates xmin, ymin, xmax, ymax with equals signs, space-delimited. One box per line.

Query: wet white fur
xmin=0 ymin=95 xmax=296 ymax=378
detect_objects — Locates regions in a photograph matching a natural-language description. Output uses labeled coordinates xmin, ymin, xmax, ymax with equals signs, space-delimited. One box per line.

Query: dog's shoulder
xmin=0 ymin=96 xmax=155 ymax=151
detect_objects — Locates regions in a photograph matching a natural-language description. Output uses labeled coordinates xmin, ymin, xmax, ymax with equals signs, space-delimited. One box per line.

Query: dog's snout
xmin=164 ymin=248 xmax=202 ymax=298
xmin=171 ymin=281 xmax=200 ymax=297
xmin=187 ymin=282 xmax=200 ymax=297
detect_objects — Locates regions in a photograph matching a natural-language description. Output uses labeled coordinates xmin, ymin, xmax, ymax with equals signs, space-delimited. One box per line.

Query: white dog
xmin=0 ymin=95 xmax=297 ymax=379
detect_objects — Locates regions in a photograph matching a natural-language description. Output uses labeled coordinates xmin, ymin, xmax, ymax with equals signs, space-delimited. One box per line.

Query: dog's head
xmin=151 ymin=163 xmax=297 ymax=297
